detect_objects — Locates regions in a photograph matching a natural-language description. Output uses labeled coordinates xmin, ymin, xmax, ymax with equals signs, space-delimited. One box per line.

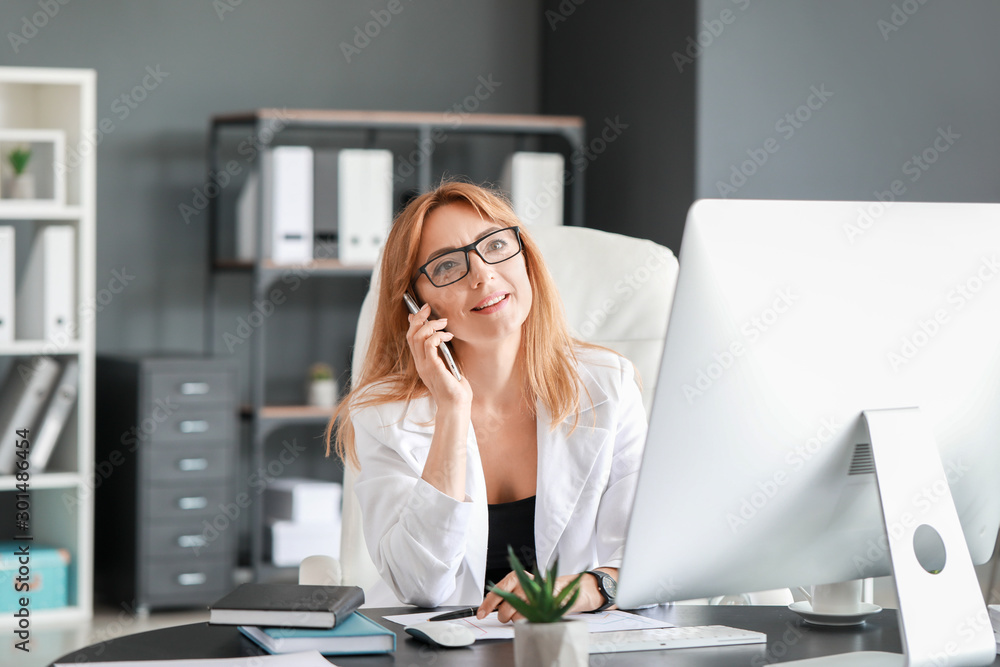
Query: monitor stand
xmin=786 ymin=407 xmax=996 ymax=667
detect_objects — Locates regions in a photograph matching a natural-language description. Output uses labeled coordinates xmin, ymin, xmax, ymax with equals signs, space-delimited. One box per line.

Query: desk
xmin=51 ymin=605 xmax=1000 ymax=666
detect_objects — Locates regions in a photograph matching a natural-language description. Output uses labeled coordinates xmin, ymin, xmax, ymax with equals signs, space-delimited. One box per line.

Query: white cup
xmin=810 ymin=580 xmax=864 ymax=614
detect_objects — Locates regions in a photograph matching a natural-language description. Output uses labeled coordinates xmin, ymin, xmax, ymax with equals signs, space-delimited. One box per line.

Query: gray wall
xmin=0 ymin=0 xmax=542 ymax=367
xmin=697 ymin=0 xmax=1000 ymax=206
xmin=542 ymin=0 xmax=696 ymax=254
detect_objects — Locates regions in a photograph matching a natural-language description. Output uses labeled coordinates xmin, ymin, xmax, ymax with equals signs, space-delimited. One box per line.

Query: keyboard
xmin=589 ymin=624 xmax=767 ymax=654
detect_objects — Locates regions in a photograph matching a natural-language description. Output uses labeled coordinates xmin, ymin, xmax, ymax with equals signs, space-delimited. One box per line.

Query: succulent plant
xmin=489 ymin=546 xmax=584 ymax=623
xmin=8 ymin=146 xmax=31 ymax=176
xmin=309 ymin=362 xmax=334 ymax=380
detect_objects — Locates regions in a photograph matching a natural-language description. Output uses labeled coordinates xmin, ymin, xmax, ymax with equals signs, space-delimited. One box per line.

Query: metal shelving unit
xmin=204 ymin=108 xmax=586 ymax=580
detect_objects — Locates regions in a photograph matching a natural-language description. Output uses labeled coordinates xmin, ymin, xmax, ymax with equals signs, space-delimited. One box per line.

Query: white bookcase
xmin=0 ymin=67 xmax=95 ymax=625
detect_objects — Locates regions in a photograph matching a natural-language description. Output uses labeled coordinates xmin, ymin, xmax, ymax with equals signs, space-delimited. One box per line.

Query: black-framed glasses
xmin=415 ymin=226 xmax=523 ymax=288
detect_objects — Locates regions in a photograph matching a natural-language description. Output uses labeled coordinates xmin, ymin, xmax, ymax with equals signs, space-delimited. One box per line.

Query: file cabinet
xmin=95 ymin=355 xmax=238 ymax=613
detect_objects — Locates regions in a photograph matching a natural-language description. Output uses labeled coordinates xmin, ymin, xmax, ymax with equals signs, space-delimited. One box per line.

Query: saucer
xmin=788 ymin=601 xmax=883 ymax=627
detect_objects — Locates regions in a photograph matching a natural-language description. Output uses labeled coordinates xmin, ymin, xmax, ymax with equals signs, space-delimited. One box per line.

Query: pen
xmin=428 ymin=607 xmax=479 ymax=622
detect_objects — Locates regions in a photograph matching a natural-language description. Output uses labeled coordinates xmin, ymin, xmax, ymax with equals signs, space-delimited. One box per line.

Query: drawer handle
xmin=178 ymin=496 xmax=208 ymax=510
xmin=177 ymin=573 xmax=207 ymax=586
xmin=178 ymin=535 xmax=207 ymax=548
xmin=179 ymin=420 xmax=209 ymax=434
xmin=178 ymin=458 xmax=208 ymax=472
xmin=180 ymin=382 xmax=210 ymax=395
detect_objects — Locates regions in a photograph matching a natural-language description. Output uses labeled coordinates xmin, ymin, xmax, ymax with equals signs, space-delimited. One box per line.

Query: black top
xmin=484 ymin=495 xmax=537 ymax=593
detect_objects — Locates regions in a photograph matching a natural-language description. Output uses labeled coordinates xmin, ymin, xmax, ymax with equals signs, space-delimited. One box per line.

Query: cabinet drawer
xmin=147 ymin=371 xmax=235 ymax=407
xmin=147 ymin=445 xmax=233 ymax=483
xmin=146 ymin=484 xmax=232 ymax=520
xmin=143 ymin=519 xmax=236 ymax=558
xmin=146 ymin=408 xmax=235 ymax=445
xmin=143 ymin=556 xmax=231 ymax=602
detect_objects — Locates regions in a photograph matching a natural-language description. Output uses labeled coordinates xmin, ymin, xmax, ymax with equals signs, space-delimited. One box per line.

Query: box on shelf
xmin=0 ymin=543 xmax=70 ymax=611
xmin=267 ymin=519 xmax=342 ymax=567
xmin=0 ymin=129 xmax=66 ymax=205
xmin=265 ymin=478 xmax=342 ymax=524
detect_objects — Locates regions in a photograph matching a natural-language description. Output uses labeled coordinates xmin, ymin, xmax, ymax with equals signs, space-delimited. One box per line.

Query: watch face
xmin=605 ymin=576 xmax=617 ymax=598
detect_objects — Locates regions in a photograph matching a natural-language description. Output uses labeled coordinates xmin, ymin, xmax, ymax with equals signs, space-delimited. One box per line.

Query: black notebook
xmin=210 ymin=584 xmax=365 ymax=629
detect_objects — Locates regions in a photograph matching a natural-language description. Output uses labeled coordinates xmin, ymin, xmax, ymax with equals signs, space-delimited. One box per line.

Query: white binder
xmin=0 ymin=356 xmax=61 ymax=474
xmin=0 ymin=226 xmax=13 ymax=343
xmin=30 ymin=358 xmax=79 ymax=472
xmin=501 ymin=152 xmax=565 ymax=227
xmin=337 ymin=149 xmax=393 ymax=264
xmin=15 ymin=224 xmax=75 ymax=341
xmin=263 ymin=146 xmax=314 ymax=264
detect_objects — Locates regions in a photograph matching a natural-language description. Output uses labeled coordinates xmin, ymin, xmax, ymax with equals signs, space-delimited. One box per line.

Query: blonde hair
xmin=325 ymin=180 xmax=594 ymax=468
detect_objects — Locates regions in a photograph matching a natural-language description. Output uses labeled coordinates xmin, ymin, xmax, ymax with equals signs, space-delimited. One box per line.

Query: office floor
xmin=9 ymin=604 xmax=208 ymax=667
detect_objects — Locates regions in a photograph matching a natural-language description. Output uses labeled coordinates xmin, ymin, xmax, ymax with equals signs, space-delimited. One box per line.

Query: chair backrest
xmin=339 ymin=225 xmax=678 ymax=593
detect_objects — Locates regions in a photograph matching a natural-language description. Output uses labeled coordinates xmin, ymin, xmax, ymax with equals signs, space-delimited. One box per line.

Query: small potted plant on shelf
xmin=490 ymin=546 xmax=588 ymax=667
xmin=306 ymin=362 xmax=338 ymax=408
xmin=5 ymin=145 xmax=34 ymax=199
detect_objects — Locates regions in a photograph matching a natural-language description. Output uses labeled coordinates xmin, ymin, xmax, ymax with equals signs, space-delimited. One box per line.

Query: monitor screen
xmin=618 ymin=199 xmax=1000 ymax=616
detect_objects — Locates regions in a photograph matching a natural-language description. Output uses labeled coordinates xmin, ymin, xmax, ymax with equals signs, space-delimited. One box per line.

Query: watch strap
xmin=586 ymin=570 xmax=616 ymax=612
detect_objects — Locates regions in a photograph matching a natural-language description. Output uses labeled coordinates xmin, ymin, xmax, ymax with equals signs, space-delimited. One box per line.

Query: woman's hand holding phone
xmin=404 ymin=297 xmax=472 ymax=410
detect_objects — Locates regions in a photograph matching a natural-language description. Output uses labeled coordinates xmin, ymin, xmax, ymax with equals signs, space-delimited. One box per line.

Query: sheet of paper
xmin=55 ymin=649 xmax=334 ymax=667
xmin=382 ymin=609 xmax=673 ymax=641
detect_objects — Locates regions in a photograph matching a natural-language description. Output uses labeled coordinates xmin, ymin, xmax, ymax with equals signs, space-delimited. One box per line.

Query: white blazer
xmin=351 ymin=347 xmax=648 ymax=608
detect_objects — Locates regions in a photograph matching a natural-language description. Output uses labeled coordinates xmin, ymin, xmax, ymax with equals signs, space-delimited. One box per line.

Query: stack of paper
xmin=264 ymin=478 xmax=342 ymax=567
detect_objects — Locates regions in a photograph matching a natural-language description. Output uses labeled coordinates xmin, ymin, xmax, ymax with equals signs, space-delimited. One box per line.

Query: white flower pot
xmin=307 ymin=378 xmax=338 ymax=408
xmin=513 ymin=619 xmax=588 ymax=667
xmin=6 ymin=173 xmax=35 ymax=199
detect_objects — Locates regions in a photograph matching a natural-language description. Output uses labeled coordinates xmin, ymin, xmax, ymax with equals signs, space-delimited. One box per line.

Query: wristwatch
xmin=586 ymin=570 xmax=617 ymax=612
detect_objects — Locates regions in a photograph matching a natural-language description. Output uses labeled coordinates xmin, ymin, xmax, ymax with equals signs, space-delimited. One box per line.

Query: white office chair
xmin=301 ymin=224 xmax=791 ymax=606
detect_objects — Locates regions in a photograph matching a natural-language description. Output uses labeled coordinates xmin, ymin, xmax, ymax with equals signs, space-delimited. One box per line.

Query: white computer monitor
xmin=617 ymin=199 xmax=1000 ymax=666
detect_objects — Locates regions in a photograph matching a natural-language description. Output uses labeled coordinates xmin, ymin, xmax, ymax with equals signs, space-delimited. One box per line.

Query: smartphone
xmin=403 ymin=292 xmax=462 ymax=381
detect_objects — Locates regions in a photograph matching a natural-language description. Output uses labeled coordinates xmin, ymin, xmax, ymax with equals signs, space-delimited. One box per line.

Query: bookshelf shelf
xmin=0 ymin=66 xmax=95 ymax=623
xmin=0 ymin=204 xmax=83 ymax=220
xmin=0 ymin=471 xmax=81 ymax=491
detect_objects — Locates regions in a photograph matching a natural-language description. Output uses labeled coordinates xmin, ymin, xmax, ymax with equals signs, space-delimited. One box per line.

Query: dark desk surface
xmin=50 ymin=605 xmax=1000 ymax=666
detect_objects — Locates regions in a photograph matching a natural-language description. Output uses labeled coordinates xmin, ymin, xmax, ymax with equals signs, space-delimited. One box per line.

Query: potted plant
xmin=306 ymin=362 xmax=338 ymax=408
xmin=490 ymin=546 xmax=588 ymax=667
xmin=5 ymin=145 xmax=34 ymax=199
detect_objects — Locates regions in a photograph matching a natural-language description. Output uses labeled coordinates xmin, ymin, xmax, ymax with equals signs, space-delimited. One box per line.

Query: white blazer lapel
xmin=534 ymin=363 xmax=611 ymax=572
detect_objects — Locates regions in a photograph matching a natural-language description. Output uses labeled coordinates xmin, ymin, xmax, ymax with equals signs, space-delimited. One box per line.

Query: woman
xmin=326 ymin=181 xmax=647 ymax=621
